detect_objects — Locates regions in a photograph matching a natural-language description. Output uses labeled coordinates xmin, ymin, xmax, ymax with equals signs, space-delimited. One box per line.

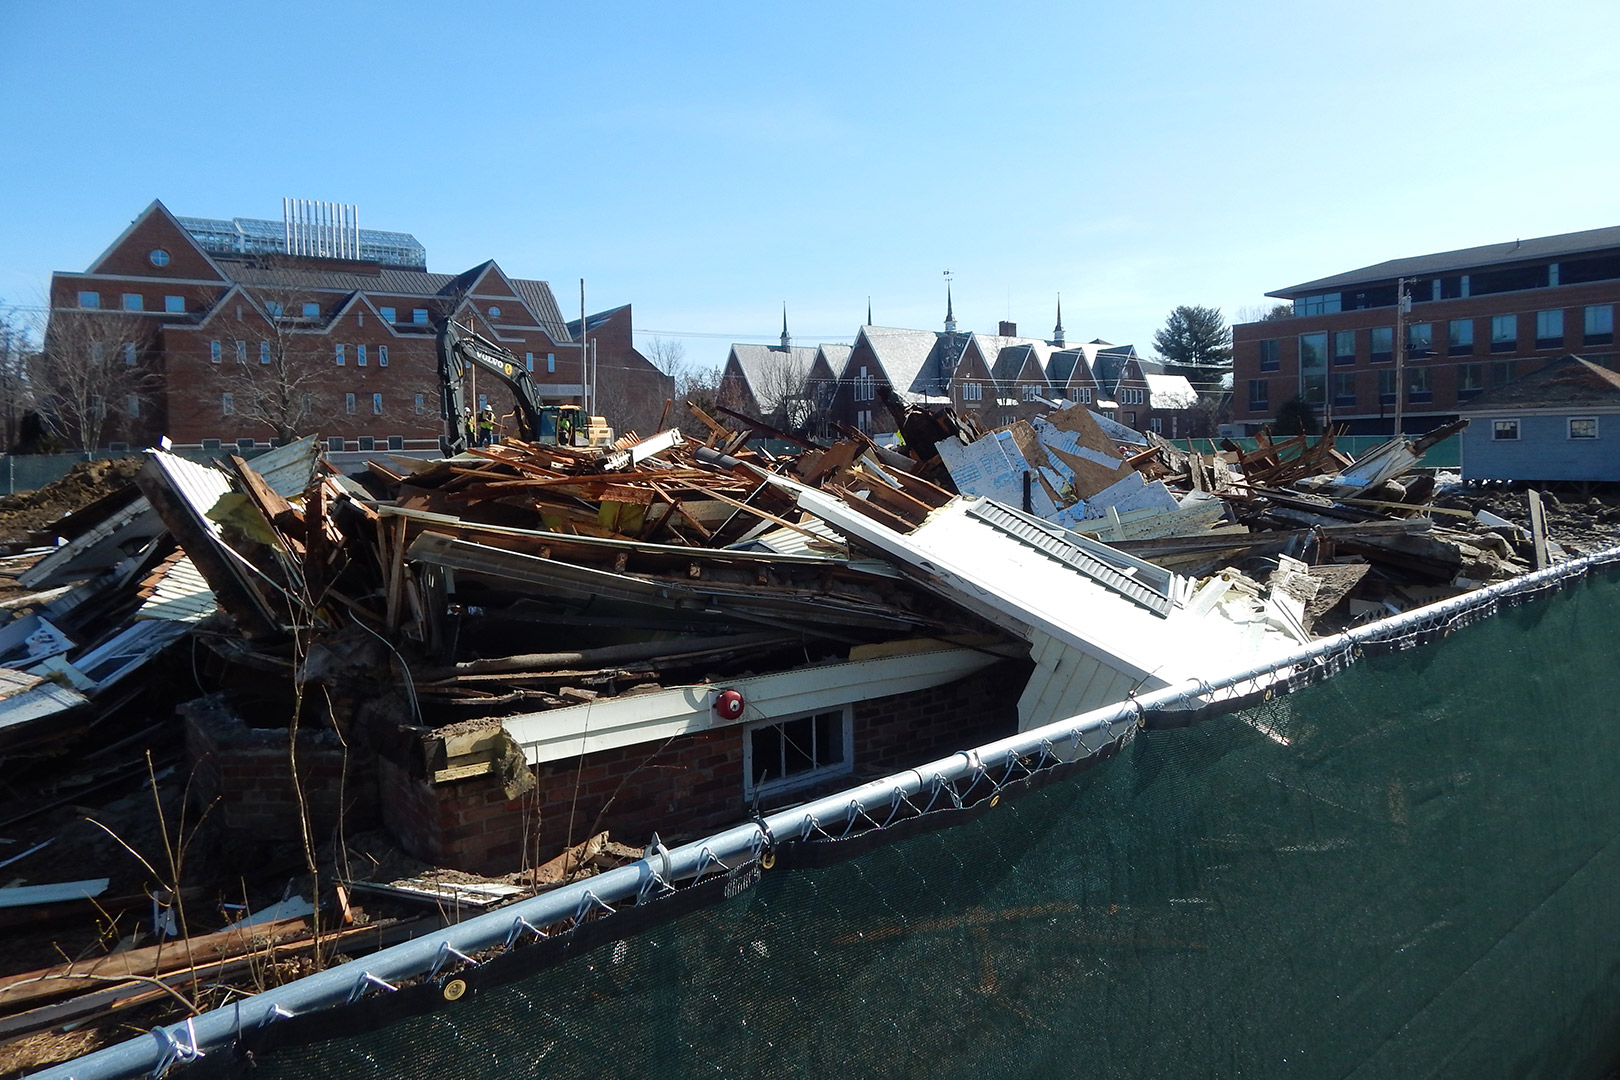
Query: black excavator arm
xmin=436 ymin=319 xmax=546 ymax=455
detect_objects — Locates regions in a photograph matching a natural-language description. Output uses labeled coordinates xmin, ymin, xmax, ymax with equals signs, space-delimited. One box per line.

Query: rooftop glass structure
xmin=177 ymin=215 xmax=428 ymax=270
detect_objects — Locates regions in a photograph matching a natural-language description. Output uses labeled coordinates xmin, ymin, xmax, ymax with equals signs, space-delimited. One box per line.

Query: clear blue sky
xmin=3 ymin=0 xmax=1617 ymax=376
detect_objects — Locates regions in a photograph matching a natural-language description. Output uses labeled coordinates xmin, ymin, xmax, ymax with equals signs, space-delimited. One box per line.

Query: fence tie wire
xmin=345 ymin=972 xmax=397 ymax=1006
xmin=427 ymin=943 xmax=475 ymax=980
xmin=504 ymin=915 xmax=545 ymax=951
xmin=692 ymin=847 xmax=731 ymax=885
xmin=573 ymin=890 xmax=615 ymax=924
xmin=149 ymin=1018 xmax=205 ymax=1078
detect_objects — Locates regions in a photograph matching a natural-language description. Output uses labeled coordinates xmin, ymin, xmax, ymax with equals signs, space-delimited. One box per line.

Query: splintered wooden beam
xmin=647 ymin=481 xmax=712 ymax=540
xmin=665 ymin=483 xmax=823 ymax=541
xmin=685 ymin=400 xmax=730 ymax=442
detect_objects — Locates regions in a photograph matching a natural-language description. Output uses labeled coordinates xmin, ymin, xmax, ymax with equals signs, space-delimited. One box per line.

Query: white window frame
xmin=741 ymin=706 xmax=854 ymax=800
xmin=1492 ymin=418 xmax=1520 ymax=441
xmin=221 ymin=393 xmax=234 ymax=416
xmin=122 ymin=293 xmax=143 ymax=312
xmin=335 ymin=344 xmax=346 ymax=365
xmin=165 ymin=295 xmax=185 ymax=314
xmin=235 ymin=340 xmax=247 ymax=363
xmin=357 ymin=344 xmax=367 ymax=367
xmin=372 ymin=392 xmax=383 ymax=415
xmin=78 ymin=291 xmax=100 ymax=309
xmin=345 ymin=393 xmax=356 ymax=415
xmin=1568 ymin=416 xmax=1599 ymax=440
xmin=378 ymin=345 xmax=388 ymax=367
xmin=260 ymin=342 xmax=271 ymax=364
xmin=379 ymin=307 xmax=396 ymax=323
xmin=210 ymin=340 xmax=221 ymax=363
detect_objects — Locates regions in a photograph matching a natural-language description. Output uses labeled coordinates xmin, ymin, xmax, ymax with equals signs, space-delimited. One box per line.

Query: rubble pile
xmin=0 ymin=396 xmax=1610 ymax=1063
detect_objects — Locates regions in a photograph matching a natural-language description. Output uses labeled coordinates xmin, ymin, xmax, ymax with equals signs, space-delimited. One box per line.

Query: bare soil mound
xmin=0 ymin=457 xmax=145 ymax=544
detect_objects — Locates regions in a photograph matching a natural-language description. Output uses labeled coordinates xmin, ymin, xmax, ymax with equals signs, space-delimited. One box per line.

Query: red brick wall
xmin=380 ymin=660 xmax=1028 ymax=874
xmin=182 ymin=697 xmax=351 ymax=836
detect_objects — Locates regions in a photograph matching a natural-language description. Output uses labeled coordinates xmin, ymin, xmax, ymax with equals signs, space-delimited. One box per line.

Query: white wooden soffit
xmin=502 ymin=645 xmax=1002 ymax=766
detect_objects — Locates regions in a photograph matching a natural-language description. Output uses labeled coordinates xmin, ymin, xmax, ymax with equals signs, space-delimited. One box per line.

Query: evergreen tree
xmin=1153 ymin=305 xmax=1233 ymax=376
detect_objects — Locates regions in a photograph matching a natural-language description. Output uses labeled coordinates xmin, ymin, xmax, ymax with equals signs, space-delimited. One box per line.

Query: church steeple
xmin=780 ymin=303 xmax=791 ymax=350
xmin=944 ymin=277 xmax=957 ymax=333
xmin=1052 ymin=294 xmax=1066 ymax=347
xmin=866 ymin=296 xmax=872 ymax=326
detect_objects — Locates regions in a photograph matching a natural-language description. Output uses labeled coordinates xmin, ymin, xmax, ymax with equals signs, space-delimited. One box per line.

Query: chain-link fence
xmin=42 ymin=551 xmax=1620 ymax=1080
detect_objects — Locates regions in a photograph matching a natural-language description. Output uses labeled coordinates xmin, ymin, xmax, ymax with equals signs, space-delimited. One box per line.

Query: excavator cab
xmin=536 ymin=405 xmax=585 ymax=446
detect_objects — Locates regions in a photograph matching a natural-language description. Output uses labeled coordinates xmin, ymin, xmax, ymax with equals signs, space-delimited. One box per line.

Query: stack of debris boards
xmin=906 ymin=400 xmax=1537 ymax=633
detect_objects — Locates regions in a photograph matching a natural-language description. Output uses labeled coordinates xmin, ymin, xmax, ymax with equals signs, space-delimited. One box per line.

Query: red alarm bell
xmin=714 ymin=689 xmax=745 ymax=721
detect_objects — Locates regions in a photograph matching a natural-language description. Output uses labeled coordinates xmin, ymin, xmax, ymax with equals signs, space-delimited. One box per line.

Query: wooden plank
xmin=1527 ymin=488 xmax=1550 ymax=570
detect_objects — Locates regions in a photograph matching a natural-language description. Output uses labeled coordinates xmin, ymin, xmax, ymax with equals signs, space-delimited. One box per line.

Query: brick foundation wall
xmin=182 ymin=694 xmax=353 ymax=836
xmin=378 ymin=659 xmax=1030 ymax=875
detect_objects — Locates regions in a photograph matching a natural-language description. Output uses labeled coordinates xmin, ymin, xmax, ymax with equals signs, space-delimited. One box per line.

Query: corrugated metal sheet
xmin=151 ymin=453 xmax=234 ymax=538
xmin=966 ymin=500 xmax=1173 ymax=615
xmin=136 ymin=556 xmax=218 ymax=623
xmin=0 ymin=669 xmax=88 ymax=733
xmin=244 ymin=434 xmax=321 ymax=499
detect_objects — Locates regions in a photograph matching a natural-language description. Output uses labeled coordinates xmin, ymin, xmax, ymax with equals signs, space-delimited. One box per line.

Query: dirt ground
xmin=0 ymin=458 xmax=145 ymax=547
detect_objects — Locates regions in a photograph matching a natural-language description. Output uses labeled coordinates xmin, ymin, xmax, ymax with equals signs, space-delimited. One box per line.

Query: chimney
xmin=998 ymin=320 xmax=1017 ymax=337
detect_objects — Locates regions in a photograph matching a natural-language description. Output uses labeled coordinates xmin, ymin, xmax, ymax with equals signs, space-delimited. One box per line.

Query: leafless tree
xmin=35 ymin=309 xmax=157 ymax=451
xmin=748 ymin=350 xmax=812 ymax=429
xmin=593 ymin=360 xmax=675 ymax=438
xmin=675 ymin=364 xmax=725 ymax=439
xmin=211 ymin=290 xmax=337 ymax=443
xmin=0 ymin=301 xmax=38 ymax=452
xmin=1233 ymin=302 xmax=1294 ymax=324
xmin=643 ymin=336 xmax=687 ymax=377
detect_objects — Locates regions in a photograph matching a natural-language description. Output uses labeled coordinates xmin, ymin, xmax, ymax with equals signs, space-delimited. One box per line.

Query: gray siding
xmin=1461 ymin=411 xmax=1620 ymax=482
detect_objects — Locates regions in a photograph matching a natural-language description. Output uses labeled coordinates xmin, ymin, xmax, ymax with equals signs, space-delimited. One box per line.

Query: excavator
xmin=435 ymin=319 xmax=609 ymax=456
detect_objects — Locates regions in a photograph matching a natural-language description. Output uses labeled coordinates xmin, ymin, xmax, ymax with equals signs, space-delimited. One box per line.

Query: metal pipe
xmin=39 ymin=546 xmax=1620 ymax=1080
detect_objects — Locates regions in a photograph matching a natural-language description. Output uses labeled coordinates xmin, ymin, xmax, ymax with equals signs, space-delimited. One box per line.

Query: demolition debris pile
xmin=0 ymin=398 xmax=1601 ymax=1067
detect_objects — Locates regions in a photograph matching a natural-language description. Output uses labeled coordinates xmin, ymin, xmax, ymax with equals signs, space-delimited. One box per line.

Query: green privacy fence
xmin=1171 ymin=434 xmax=1462 ymax=471
xmin=0 ymin=447 xmax=275 ymax=496
xmin=76 ymin=556 xmax=1618 ymax=1080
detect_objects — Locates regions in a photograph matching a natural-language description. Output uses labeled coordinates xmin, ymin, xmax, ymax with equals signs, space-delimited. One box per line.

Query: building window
xmin=414 ymin=393 xmax=425 ymax=414
xmin=380 ymin=306 xmax=396 ymax=323
xmin=1491 ymin=314 xmax=1517 ymax=352
xmin=359 ymin=436 xmax=376 ymax=451
xmin=547 ymin=352 xmax=556 ymax=373
xmin=299 ymin=302 xmax=318 ymax=319
xmin=1492 ymin=359 xmax=1516 ymax=387
xmin=1331 ymin=330 xmax=1355 ymax=366
xmin=259 ymin=342 xmax=271 ymax=364
xmin=210 ymin=340 xmax=221 ymax=363
xmin=387 ymin=435 xmax=404 ymax=451
xmin=78 ymin=291 xmax=100 ymax=309
xmin=121 ymin=343 xmax=136 ymax=365
xmin=266 ymin=301 xmax=283 ymax=318
xmin=855 ymin=366 xmax=874 ymax=402
xmin=1457 ymin=363 xmax=1485 ymax=399
xmin=378 ymin=345 xmax=389 ymax=367
xmin=345 ymin=393 xmax=356 ymax=414
xmin=1378 ymin=370 xmax=1396 ymax=405
xmin=1295 ymin=293 xmax=1341 ymax=316
xmin=1259 ymin=340 xmax=1280 ymax=371
xmin=237 ymin=438 xmax=256 ymax=452
xmin=357 ymin=344 xmax=367 ymax=366
xmin=1406 ymin=366 xmax=1431 ymax=403
xmin=488 ymin=306 xmax=501 ymax=318
xmin=230 ymin=339 xmax=243 ymax=363
xmin=1298 ymin=332 xmax=1326 ymax=405
xmin=743 ymin=708 xmax=852 ymax=799
xmin=1492 ymin=419 xmax=1520 ymax=441
xmin=222 ymin=393 xmax=234 ymax=416
xmin=1536 ymin=310 xmax=1564 ymax=348
xmin=91 ymin=342 xmax=104 ymax=363
xmin=149 ymin=249 xmax=170 ymax=267
xmin=122 ymin=293 xmax=143 ymax=312
xmin=1149 ymin=417 xmax=1163 ymax=434
xmin=1407 ymin=323 xmax=1432 ymax=357
xmin=1021 ymin=384 xmax=1040 ymax=401
xmin=335 ymin=344 xmax=346 ymax=365
xmin=1333 ymin=372 xmax=1356 ymax=407
xmin=857 ymin=409 xmax=872 ymax=431
xmin=1570 ymin=417 xmax=1598 ymax=440
xmin=372 ymin=393 xmax=383 ymax=415
xmin=1369 ymin=326 xmax=1393 ymax=364
xmin=201 ymin=438 xmax=221 ymax=451
xmin=1248 ymin=379 xmax=1268 ymax=410
xmin=1584 ymin=305 xmax=1614 ymax=346
xmin=1448 ymin=319 xmax=1474 ymax=355
xmin=1079 ymin=387 xmax=1092 ymax=404
xmin=126 ymin=395 xmax=140 ymax=417
xmin=962 ymin=382 xmax=982 ymax=402
xmin=165 ymin=295 xmax=185 ymax=314
xmin=525 ymin=352 xmax=534 ymax=372
xmin=412 ymin=308 xmax=429 ymax=324
xmin=328 ymin=436 xmax=345 ymax=452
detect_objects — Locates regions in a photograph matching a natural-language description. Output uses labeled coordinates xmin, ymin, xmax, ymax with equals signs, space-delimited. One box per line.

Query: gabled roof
xmin=86 ymin=200 xmax=228 ymax=281
xmin=817 ymin=343 xmax=852 ymax=370
xmin=853 ymin=326 xmax=949 ymax=402
xmin=1144 ymin=373 xmax=1199 ymax=410
xmin=990 ymin=343 xmax=1050 ymax=388
xmin=1457 ymin=355 xmax=1620 ymax=413
xmin=728 ymin=344 xmax=819 ymax=405
xmin=1271 ymin=225 xmax=1620 ymax=298
xmin=1046 ymin=344 xmax=1104 ymax=388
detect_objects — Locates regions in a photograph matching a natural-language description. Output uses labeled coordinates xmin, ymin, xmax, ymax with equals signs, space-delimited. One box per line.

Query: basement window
xmin=743 ymin=707 xmax=852 ymax=799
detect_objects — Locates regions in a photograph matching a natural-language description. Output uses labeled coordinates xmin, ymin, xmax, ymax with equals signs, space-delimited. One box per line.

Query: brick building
xmin=1231 ymin=226 xmax=1620 ymax=436
xmin=43 ymin=200 xmax=667 ymax=452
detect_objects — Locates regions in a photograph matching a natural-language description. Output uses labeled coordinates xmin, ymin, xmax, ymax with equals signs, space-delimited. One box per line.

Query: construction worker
xmin=477 ymin=405 xmax=497 ymax=447
xmin=462 ymin=407 xmax=476 ymax=447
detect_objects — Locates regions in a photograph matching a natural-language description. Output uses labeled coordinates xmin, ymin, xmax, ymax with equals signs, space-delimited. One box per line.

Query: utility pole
xmin=1393 ymin=277 xmax=1410 ymax=437
xmin=579 ymin=279 xmax=589 ymax=416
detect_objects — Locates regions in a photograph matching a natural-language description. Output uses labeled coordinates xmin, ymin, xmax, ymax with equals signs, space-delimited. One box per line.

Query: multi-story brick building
xmin=1231 ymin=226 xmax=1620 ymax=436
xmin=43 ymin=199 xmax=667 ymax=452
